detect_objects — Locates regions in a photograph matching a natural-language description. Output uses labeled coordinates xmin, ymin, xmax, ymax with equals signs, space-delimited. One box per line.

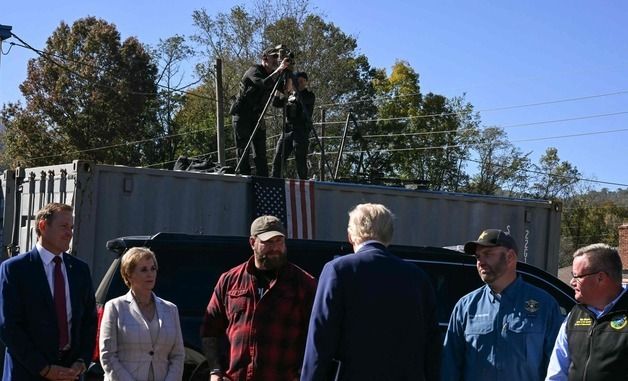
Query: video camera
xmin=274 ymin=44 xmax=295 ymax=72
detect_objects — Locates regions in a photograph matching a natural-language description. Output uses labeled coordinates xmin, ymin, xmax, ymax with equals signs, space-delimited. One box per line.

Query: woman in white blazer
xmin=99 ymin=247 xmax=185 ymax=381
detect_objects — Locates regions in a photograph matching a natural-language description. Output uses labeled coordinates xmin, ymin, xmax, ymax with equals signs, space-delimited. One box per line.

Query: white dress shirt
xmin=37 ymin=243 xmax=72 ymax=343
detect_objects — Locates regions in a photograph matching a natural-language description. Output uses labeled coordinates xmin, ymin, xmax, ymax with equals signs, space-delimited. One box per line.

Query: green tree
xmin=531 ymin=147 xmax=580 ymax=199
xmin=560 ymin=186 xmax=628 ymax=267
xmin=370 ymin=61 xmax=477 ymax=190
xmin=467 ymin=127 xmax=531 ymax=195
xmin=172 ymin=84 xmax=223 ymax=163
xmin=1 ymin=17 xmax=160 ymax=167
xmin=187 ymin=1 xmax=379 ymax=177
xmin=152 ymin=35 xmax=196 ymax=164
xmin=0 ymin=102 xmax=58 ymax=166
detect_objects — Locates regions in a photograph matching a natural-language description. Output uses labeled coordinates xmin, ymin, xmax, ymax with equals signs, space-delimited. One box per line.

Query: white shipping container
xmin=2 ymin=160 xmax=561 ymax=285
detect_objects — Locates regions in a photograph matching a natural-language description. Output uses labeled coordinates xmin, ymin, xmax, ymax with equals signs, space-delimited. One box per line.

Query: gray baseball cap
xmin=250 ymin=215 xmax=286 ymax=241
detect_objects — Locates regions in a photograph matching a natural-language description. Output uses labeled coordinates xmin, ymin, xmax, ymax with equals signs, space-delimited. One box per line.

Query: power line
xmin=14 ymin=111 xmax=628 ymax=187
xmin=12 ymin=35 xmax=628 ymax=121
xmin=25 ymin=125 xmax=220 ymax=161
xmin=310 ymin=144 xmax=628 ymax=188
xmin=317 ymin=121 xmax=628 ymax=142
xmin=6 ymin=34 xmax=628 ymax=188
xmin=313 ymin=109 xmax=628 ymax=129
xmin=316 ymin=88 xmax=628 ymax=112
xmin=9 ymin=35 xmax=216 ymax=102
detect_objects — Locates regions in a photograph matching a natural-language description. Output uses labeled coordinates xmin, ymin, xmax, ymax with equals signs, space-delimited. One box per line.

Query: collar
xmin=486 ymin=275 xmax=522 ymax=303
xmin=586 ymin=285 xmax=628 ymax=317
xmin=355 ymin=240 xmax=385 ymax=252
xmin=125 ymin=290 xmax=158 ymax=305
xmin=36 ymin=242 xmax=63 ymax=265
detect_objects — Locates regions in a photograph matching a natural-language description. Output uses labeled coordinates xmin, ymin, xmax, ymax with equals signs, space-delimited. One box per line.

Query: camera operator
xmin=230 ymin=47 xmax=290 ymax=176
xmin=271 ymin=72 xmax=316 ymax=179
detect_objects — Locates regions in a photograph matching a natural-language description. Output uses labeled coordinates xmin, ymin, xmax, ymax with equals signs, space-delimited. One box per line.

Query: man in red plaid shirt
xmin=201 ymin=215 xmax=316 ymax=381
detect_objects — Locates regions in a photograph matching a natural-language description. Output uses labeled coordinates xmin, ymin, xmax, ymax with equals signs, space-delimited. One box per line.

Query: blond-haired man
xmin=301 ymin=203 xmax=440 ymax=381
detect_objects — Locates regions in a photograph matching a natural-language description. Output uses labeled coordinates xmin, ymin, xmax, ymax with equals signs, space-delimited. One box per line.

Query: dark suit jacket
xmin=301 ymin=242 xmax=441 ymax=381
xmin=0 ymin=248 xmax=97 ymax=380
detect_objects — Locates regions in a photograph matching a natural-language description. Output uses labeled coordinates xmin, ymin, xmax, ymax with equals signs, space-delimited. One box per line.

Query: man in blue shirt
xmin=546 ymin=243 xmax=628 ymax=381
xmin=442 ymin=229 xmax=563 ymax=381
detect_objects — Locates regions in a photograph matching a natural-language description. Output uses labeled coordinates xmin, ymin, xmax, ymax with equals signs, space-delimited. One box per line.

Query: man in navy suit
xmin=300 ymin=203 xmax=441 ymax=381
xmin=0 ymin=203 xmax=97 ymax=381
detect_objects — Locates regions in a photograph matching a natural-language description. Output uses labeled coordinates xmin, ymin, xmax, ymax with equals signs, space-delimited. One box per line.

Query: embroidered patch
xmin=610 ymin=315 xmax=627 ymax=330
xmin=574 ymin=317 xmax=592 ymax=327
xmin=525 ymin=299 xmax=540 ymax=313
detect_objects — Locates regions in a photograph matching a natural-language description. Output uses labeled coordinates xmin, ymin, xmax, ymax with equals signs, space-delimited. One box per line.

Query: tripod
xmin=234 ymin=70 xmax=287 ymax=175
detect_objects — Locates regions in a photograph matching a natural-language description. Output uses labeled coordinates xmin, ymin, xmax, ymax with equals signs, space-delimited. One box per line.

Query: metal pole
xmin=215 ymin=58 xmax=226 ymax=166
xmin=333 ymin=111 xmax=352 ymax=181
xmin=319 ymin=108 xmax=326 ymax=181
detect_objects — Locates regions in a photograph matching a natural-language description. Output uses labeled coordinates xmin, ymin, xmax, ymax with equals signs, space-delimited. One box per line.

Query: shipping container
xmin=1 ymin=160 xmax=562 ymax=285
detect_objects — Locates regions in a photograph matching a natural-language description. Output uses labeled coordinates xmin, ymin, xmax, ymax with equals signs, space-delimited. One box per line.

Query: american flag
xmin=252 ymin=177 xmax=316 ymax=239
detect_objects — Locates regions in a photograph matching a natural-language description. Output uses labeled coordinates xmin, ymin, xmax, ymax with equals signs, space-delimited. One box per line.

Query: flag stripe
xmin=253 ymin=177 xmax=315 ymax=240
xmin=299 ymin=181 xmax=308 ymax=239
xmin=307 ymin=181 xmax=315 ymax=237
xmin=284 ymin=179 xmax=316 ymax=239
xmin=307 ymin=181 xmax=316 ymax=239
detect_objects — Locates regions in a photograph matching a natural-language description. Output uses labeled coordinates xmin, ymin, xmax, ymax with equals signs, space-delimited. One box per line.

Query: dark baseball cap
xmin=262 ymin=47 xmax=280 ymax=57
xmin=250 ymin=215 xmax=286 ymax=241
xmin=295 ymin=72 xmax=308 ymax=80
xmin=464 ymin=229 xmax=518 ymax=255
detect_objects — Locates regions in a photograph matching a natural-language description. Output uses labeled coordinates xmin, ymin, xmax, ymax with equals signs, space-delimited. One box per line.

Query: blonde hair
xmin=120 ymin=247 xmax=158 ymax=287
xmin=347 ymin=203 xmax=394 ymax=246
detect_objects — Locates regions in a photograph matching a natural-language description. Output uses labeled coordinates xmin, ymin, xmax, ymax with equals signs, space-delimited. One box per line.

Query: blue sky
xmin=1 ymin=1 xmax=627 ymax=190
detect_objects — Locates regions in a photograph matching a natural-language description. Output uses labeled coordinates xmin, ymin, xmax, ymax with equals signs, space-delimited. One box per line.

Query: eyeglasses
xmin=570 ymin=271 xmax=600 ymax=283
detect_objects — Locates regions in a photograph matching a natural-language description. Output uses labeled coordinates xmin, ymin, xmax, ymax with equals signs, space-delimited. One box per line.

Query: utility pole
xmin=215 ymin=58 xmax=226 ymax=167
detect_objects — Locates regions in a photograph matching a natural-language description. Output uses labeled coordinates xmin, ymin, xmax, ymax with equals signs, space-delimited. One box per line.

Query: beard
xmin=478 ymin=252 xmax=508 ymax=284
xmin=255 ymin=248 xmax=287 ymax=271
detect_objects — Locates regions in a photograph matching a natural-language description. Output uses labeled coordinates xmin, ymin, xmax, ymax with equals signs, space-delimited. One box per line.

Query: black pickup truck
xmin=88 ymin=233 xmax=575 ymax=381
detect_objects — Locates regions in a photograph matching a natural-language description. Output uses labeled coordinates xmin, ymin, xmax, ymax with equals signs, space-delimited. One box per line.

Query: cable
xmin=309 ymin=144 xmax=628 ymax=188
xmin=316 ymin=88 xmax=628 ymax=112
xmin=12 ymin=33 xmax=628 ymax=133
xmin=7 ymin=34 xmax=628 ymax=187
xmin=312 ymin=109 xmax=628 ymax=131
xmin=13 ymin=35 xmax=628 ymax=122
xmin=25 ymin=125 xmax=220 ymax=161
xmin=1 ymin=41 xmax=14 ymax=55
xmin=10 ymin=34 xmax=216 ymax=102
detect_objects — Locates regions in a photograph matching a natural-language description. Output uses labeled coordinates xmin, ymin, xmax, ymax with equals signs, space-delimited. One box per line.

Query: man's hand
xmin=278 ymin=57 xmax=291 ymax=72
xmin=70 ymin=361 xmax=86 ymax=376
xmin=41 ymin=364 xmax=81 ymax=381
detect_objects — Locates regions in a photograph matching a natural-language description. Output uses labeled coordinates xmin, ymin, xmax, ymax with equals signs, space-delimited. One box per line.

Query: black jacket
xmin=566 ymin=289 xmax=628 ymax=381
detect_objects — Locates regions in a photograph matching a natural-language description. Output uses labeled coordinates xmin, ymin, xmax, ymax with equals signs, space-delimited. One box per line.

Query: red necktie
xmin=53 ymin=256 xmax=69 ymax=349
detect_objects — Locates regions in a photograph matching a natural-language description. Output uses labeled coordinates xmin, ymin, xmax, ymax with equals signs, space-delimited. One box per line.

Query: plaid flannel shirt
xmin=201 ymin=257 xmax=316 ymax=381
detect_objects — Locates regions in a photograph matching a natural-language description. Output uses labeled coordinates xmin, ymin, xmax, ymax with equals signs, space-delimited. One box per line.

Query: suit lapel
xmin=125 ymin=291 xmax=150 ymax=329
xmin=63 ymin=253 xmax=80 ymax=317
xmin=29 ymin=249 xmax=55 ymax=311
xmin=154 ymin=296 xmax=168 ymax=344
